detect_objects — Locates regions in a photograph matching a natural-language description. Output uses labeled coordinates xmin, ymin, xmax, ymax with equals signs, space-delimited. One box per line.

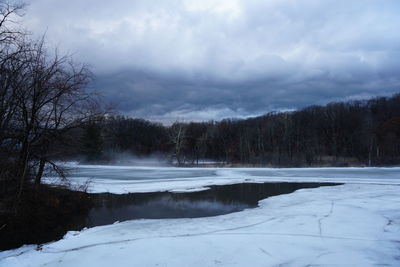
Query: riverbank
xmin=0 ymin=184 xmax=92 ymax=250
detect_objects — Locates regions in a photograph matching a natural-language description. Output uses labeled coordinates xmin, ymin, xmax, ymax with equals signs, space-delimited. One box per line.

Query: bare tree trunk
xmin=368 ymin=138 xmax=373 ymax=167
xmin=34 ymin=158 xmax=45 ymax=185
xmin=14 ymin=140 xmax=30 ymax=212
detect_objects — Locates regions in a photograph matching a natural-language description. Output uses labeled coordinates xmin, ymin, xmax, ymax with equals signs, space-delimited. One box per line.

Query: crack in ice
xmin=318 ymin=201 xmax=335 ymax=236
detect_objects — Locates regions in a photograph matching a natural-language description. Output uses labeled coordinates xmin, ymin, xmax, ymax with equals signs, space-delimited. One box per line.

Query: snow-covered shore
xmin=1 ymin=166 xmax=400 ymax=266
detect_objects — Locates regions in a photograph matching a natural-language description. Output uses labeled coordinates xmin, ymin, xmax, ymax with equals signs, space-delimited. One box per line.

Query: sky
xmin=23 ymin=0 xmax=400 ymax=122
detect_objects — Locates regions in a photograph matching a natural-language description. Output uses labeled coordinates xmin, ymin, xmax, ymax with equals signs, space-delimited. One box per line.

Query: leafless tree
xmin=15 ymin=39 xmax=99 ymax=186
xmin=0 ymin=1 xmax=25 ymax=139
xmin=0 ymin=1 xmax=25 ymax=44
xmin=0 ymin=2 xmax=102 ymax=203
xmin=0 ymin=1 xmax=28 ymax=178
xmin=169 ymin=121 xmax=187 ymax=165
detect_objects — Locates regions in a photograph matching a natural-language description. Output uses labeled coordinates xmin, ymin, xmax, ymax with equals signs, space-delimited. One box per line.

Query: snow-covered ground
xmin=1 ymin=165 xmax=400 ymax=266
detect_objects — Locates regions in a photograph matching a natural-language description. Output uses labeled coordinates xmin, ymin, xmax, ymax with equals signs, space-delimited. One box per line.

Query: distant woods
xmin=79 ymin=94 xmax=400 ymax=167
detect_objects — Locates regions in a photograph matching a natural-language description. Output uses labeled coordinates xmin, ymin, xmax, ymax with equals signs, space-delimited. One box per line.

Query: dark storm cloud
xmin=24 ymin=0 xmax=400 ymax=122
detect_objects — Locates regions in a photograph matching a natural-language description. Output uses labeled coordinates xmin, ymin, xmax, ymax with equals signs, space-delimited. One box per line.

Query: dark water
xmin=86 ymin=182 xmax=341 ymax=227
xmin=2 ymin=182 xmax=341 ymax=250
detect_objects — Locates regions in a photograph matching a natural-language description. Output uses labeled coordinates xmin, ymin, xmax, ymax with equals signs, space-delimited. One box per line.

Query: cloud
xmin=23 ymin=0 xmax=400 ymax=122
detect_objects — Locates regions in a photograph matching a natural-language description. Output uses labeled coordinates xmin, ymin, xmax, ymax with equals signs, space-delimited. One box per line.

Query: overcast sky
xmin=24 ymin=0 xmax=400 ymax=122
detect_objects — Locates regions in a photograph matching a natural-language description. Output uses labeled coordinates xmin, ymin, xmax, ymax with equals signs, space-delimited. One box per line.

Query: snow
xmin=1 ymin=183 xmax=400 ymax=266
xmin=45 ymin=164 xmax=400 ymax=193
xmin=2 ymin=165 xmax=400 ymax=266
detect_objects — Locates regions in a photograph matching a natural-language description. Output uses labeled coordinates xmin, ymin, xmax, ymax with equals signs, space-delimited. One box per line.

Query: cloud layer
xmin=25 ymin=0 xmax=400 ymax=122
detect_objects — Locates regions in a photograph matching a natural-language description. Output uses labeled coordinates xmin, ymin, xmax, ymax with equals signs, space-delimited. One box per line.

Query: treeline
xmin=79 ymin=94 xmax=400 ymax=167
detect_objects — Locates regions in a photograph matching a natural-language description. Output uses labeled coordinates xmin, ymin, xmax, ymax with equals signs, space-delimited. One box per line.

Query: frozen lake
xmin=2 ymin=165 xmax=400 ymax=266
xmin=57 ymin=164 xmax=400 ymax=193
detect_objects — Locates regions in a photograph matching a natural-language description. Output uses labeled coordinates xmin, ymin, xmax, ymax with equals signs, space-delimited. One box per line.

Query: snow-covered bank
xmin=1 ymin=183 xmax=399 ymax=266
xmin=45 ymin=165 xmax=400 ymax=193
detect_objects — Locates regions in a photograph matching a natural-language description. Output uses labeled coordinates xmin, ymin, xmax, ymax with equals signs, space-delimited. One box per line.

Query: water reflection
xmin=4 ymin=182 xmax=340 ymax=249
xmin=87 ymin=182 xmax=340 ymax=227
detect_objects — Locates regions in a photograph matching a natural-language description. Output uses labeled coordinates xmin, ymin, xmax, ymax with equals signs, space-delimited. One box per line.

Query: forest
xmin=78 ymin=94 xmax=400 ymax=167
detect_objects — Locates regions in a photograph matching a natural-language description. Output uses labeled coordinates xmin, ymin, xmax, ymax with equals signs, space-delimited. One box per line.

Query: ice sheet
xmin=44 ymin=165 xmax=400 ymax=193
xmin=1 ymin=183 xmax=399 ymax=266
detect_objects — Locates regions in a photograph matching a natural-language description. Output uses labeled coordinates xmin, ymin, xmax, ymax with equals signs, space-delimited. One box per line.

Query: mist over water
xmin=110 ymin=152 xmax=168 ymax=166
xmin=85 ymin=151 xmax=171 ymax=166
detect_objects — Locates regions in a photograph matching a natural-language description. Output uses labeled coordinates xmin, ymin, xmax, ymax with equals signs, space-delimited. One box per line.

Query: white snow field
xmin=1 ymin=165 xmax=400 ymax=267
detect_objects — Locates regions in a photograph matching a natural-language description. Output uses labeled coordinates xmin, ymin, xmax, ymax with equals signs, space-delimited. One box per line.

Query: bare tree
xmin=0 ymin=1 xmax=27 ymax=175
xmin=0 ymin=1 xmax=25 ymax=45
xmin=0 ymin=1 xmax=24 ymax=134
xmin=169 ymin=121 xmax=187 ymax=165
xmin=0 ymin=2 xmax=102 ymax=203
xmin=14 ymin=39 xmax=100 ymax=186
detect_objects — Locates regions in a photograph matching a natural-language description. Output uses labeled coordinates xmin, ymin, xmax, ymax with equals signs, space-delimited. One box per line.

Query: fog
xmin=100 ymin=151 xmax=170 ymax=166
